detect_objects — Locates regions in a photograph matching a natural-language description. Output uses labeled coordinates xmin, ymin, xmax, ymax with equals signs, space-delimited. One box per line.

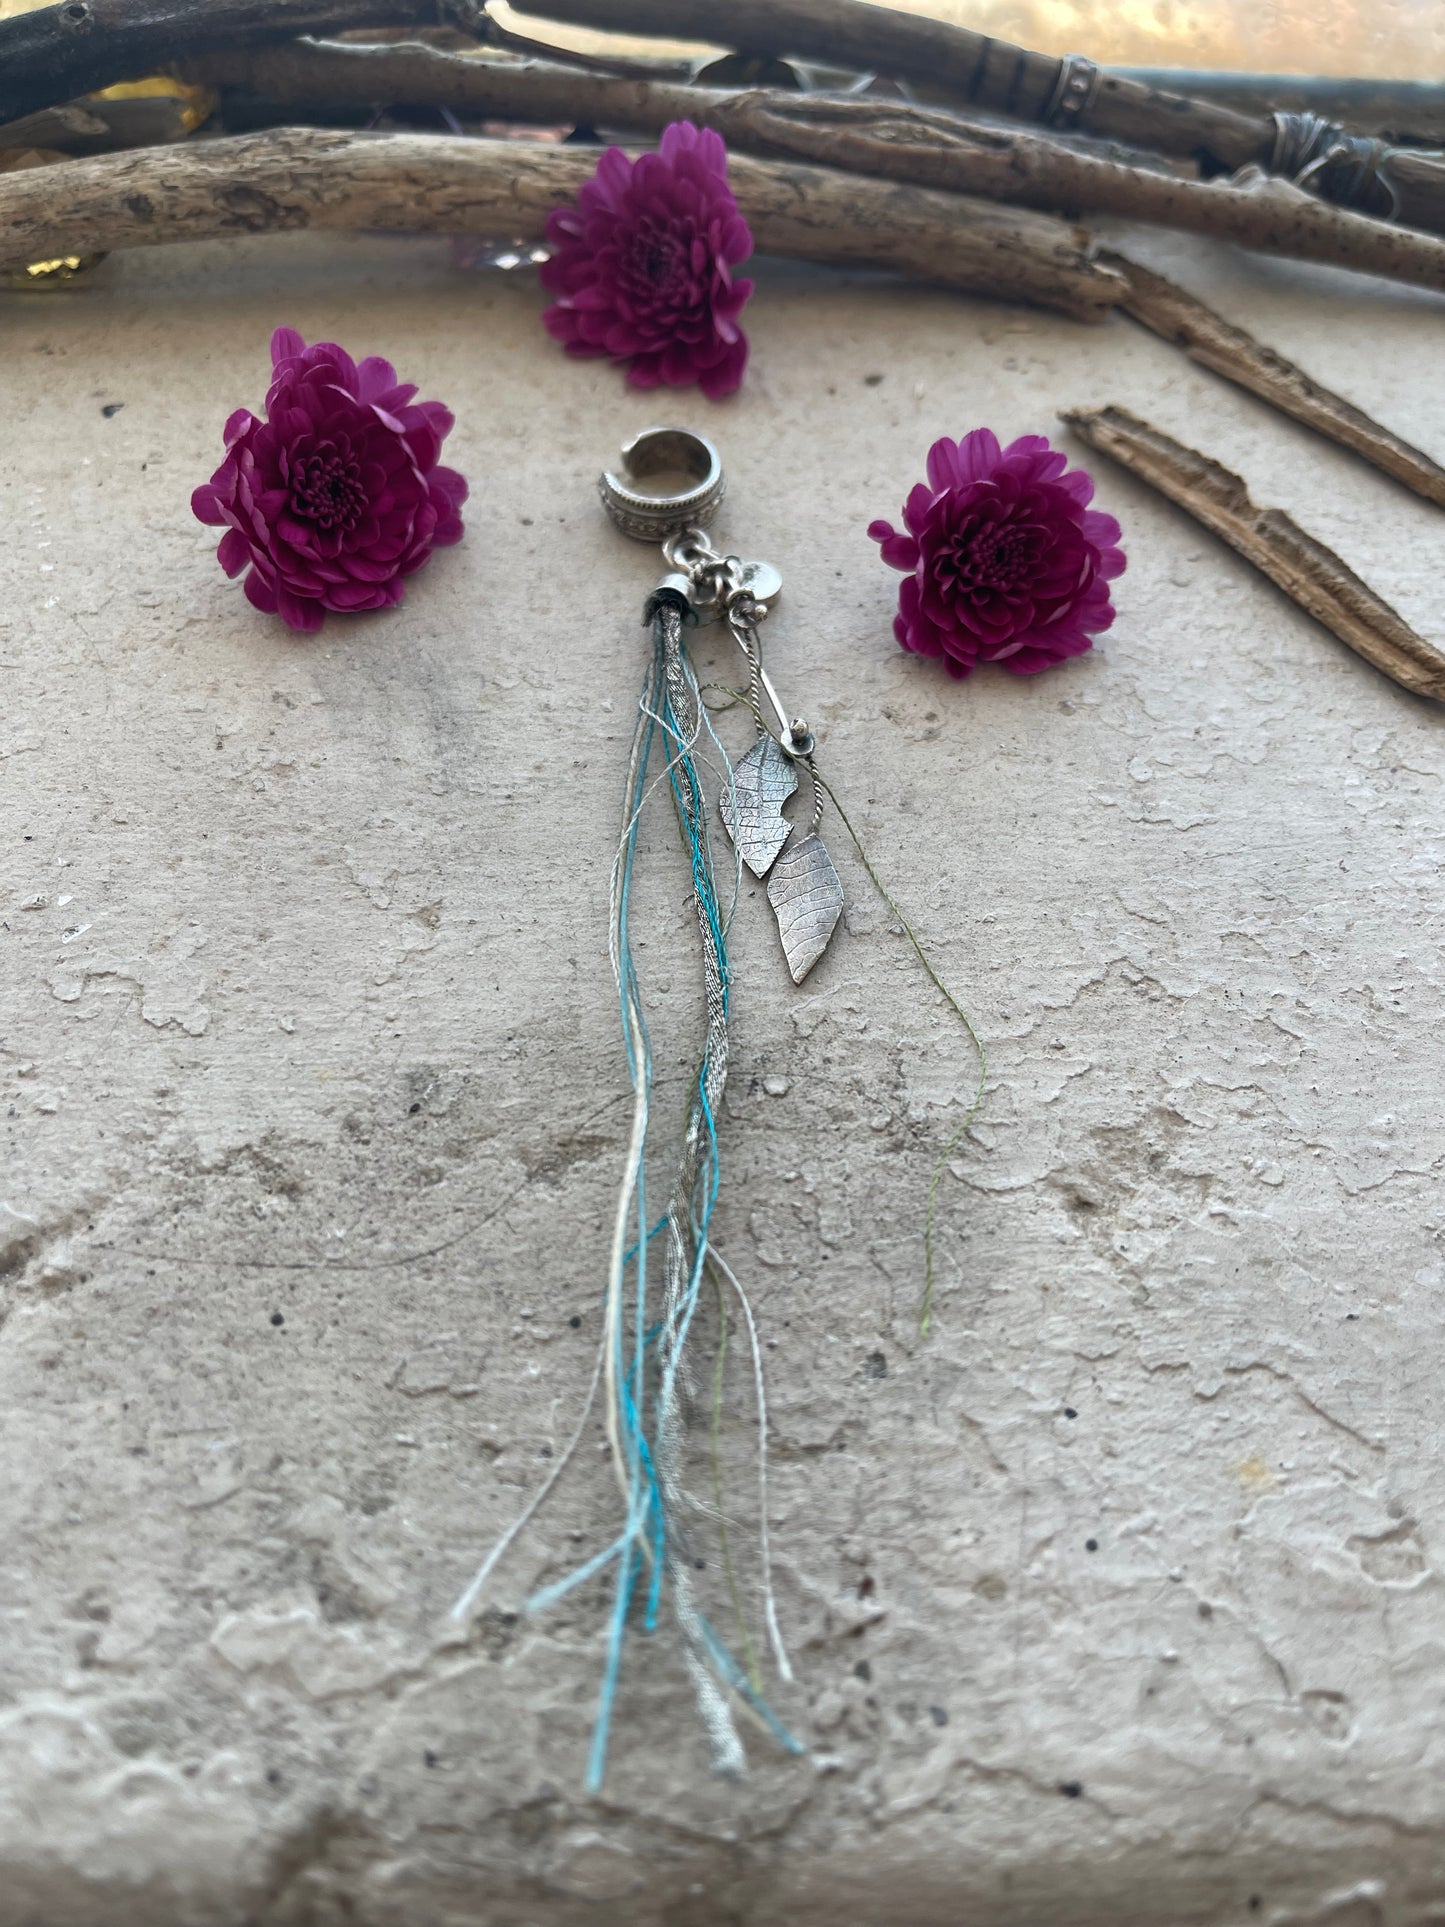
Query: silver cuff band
xmin=599 ymin=427 xmax=726 ymax=542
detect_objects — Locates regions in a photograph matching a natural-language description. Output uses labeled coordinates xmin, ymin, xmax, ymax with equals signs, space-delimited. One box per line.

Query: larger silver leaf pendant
xmin=720 ymin=734 xmax=798 ymax=879
xmin=767 ymin=833 xmax=844 ymax=983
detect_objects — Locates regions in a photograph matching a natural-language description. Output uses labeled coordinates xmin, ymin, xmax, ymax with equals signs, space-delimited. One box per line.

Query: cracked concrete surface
xmin=1 ymin=225 xmax=1443 ymax=1926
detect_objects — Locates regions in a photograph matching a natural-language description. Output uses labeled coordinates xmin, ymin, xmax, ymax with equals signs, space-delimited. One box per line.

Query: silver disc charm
xmin=734 ymin=558 xmax=783 ymax=612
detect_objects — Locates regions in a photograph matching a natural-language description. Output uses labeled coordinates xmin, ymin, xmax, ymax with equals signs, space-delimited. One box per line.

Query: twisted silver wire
xmin=732 ymin=611 xmax=826 ymax=839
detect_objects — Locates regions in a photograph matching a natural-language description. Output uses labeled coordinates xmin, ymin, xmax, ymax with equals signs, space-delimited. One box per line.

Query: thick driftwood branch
xmin=1108 ymin=255 xmax=1445 ymax=509
xmin=0 ymin=126 xmax=1126 ymax=320
xmin=0 ymin=0 xmax=485 ymax=128
xmin=1064 ymin=405 xmax=1445 ymax=703
xmin=510 ymin=0 xmax=1271 ymax=171
xmin=189 ymin=44 xmax=1445 ymax=297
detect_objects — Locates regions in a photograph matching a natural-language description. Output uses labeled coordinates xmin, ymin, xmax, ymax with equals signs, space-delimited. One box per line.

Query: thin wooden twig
xmin=1111 ymin=70 xmax=1445 ymax=148
xmin=1106 ymin=253 xmax=1445 ymax=510
xmin=1063 ymin=405 xmax=1445 ymax=703
xmin=188 ymin=43 xmax=1445 ymax=298
xmin=476 ymin=15 xmax=691 ymax=79
xmin=0 ymin=126 xmax=1128 ymax=321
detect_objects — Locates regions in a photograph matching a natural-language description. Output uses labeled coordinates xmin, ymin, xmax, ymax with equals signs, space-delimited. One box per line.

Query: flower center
xmin=944 ymin=518 xmax=1041 ymax=595
xmin=290 ymin=442 xmax=367 ymax=533
xmin=640 ymin=234 xmax=682 ymax=285
xmin=622 ymin=217 xmax=694 ymax=308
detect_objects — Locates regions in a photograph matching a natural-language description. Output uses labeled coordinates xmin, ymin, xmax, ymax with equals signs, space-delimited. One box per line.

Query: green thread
xmin=810 ymin=773 xmax=986 ymax=1337
xmin=700 ymin=687 xmax=988 ymax=1336
xmin=710 ymin=1269 xmax=764 ymax=1694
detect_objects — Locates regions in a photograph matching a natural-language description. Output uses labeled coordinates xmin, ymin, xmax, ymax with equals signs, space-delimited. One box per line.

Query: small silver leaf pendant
xmin=721 ymin=735 xmax=797 ymax=879
xmin=766 ymin=833 xmax=843 ymax=984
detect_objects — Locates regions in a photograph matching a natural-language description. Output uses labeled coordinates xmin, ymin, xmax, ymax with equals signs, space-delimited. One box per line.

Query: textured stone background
xmin=1 ymin=225 xmax=1443 ymax=1927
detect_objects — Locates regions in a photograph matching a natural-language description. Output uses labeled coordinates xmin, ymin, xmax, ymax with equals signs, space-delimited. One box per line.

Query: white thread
xmin=449 ymin=1324 xmax=607 ymax=1622
xmin=709 ymin=1247 xmax=794 ymax=1683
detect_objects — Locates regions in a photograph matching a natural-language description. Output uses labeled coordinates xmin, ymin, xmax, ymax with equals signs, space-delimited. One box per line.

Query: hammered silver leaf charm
xmin=766 ymin=833 xmax=844 ymax=984
xmin=720 ymin=734 xmax=798 ymax=879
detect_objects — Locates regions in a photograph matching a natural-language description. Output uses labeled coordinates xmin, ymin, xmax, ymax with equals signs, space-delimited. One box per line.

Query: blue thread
xmin=622 ymin=1216 xmax=668 ymax=1266
xmin=590 ymin=632 xmax=673 ymax=1782
xmin=587 ymin=1542 xmax=635 ymax=1794
xmin=695 ymin=1613 xmax=806 ymax=1755
xmin=570 ymin=642 xmax=661 ymax=1790
xmin=527 ymin=1532 xmax=629 ymax=1613
xmin=538 ymin=624 xmax=797 ymax=1788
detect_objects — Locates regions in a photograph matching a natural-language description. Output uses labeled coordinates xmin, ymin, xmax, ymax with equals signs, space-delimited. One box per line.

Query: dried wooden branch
xmin=189 ymin=43 xmax=1445 ymax=298
xmin=1063 ymin=405 xmax=1445 ymax=703
xmin=512 ymin=0 xmax=1445 ymax=239
xmin=0 ymin=126 xmax=1127 ymax=320
xmin=511 ymin=0 xmax=1272 ymax=171
xmin=0 ymin=0 xmax=485 ymax=128
xmin=1106 ymin=254 xmax=1445 ymax=510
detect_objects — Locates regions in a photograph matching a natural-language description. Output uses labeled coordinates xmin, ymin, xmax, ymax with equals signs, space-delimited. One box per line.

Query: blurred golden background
xmin=0 ymin=0 xmax=1438 ymax=83
xmin=495 ymin=0 xmax=1441 ymax=81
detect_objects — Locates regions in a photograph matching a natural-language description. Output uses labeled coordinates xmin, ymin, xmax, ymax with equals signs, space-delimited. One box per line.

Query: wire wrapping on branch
xmin=1269 ymin=110 xmax=1400 ymax=218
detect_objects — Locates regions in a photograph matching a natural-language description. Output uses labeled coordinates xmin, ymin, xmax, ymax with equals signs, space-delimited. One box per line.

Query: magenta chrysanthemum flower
xmin=192 ymin=327 xmax=467 ymax=633
xmin=869 ymin=429 xmax=1126 ymax=677
xmin=539 ymin=121 xmax=755 ymax=399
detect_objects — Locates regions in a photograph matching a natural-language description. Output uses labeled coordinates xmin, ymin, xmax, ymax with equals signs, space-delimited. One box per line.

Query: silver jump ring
xmin=599 ymin=427 xmax=726 ymax=543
